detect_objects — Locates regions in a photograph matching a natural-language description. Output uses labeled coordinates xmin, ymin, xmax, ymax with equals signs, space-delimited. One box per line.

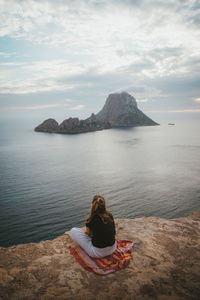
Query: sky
xmin=0 ymin=0 xmax=200 ymax=123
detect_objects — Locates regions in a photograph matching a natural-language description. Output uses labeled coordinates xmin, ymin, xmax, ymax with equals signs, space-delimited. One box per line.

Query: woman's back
xmin=86 ymin=214 xmax=116 ymax=248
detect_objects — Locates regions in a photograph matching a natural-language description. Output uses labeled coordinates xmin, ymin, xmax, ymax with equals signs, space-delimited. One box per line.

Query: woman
xmin=70 ymin=195 xmax=116 ymax=258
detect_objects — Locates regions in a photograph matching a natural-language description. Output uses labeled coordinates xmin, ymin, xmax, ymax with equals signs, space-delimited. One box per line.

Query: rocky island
xmin=35 ymin=92 xmax=158 ymax=134
xmin=0 ymin=212 xmax=199 ymax=299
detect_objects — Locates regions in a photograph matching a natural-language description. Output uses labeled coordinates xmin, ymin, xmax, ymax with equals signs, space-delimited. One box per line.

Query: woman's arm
xmin=85 ymin=226 xmax=93 ymax=237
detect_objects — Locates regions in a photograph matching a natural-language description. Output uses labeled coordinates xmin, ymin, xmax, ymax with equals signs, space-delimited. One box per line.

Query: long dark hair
xmin=85 ymin=195 xmax=114 ymax=224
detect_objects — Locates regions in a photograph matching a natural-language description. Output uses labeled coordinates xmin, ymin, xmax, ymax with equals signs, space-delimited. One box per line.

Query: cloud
xmin=136 ymin=99 xmax=149 ymax=103
xmin=0 ymin=51 xmax=16 ymax=58
xmin=194 ymin=97 xmax=200 ymax=103
xmin=68 ymin=104 xmax=85 ymax=111
xmin=1 ymin=0 xmax=199 ymax=54
xmin=0 ymin=0 xmax=200 ymax=115
xmin=0 ymin=101 xmax=85 ymax=112
xmin=0 ymin=80 xmax=76 ymax=94
xmin=0 ymin=103 xmax=69 ymax=112
xmin=0 ymin=60 xmax=94 ymax=94
xmin=0 ymin=62 xmax=25 ymax=66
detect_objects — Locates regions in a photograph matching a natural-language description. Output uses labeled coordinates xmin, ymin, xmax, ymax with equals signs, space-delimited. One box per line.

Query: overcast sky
xmin=0 ymin=0 xmax=200 ymax=122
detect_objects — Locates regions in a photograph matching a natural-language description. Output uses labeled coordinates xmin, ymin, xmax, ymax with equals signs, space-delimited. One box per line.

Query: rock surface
xmin=35 ymin=118 xmax=59 ymax=133
xmin=96 ymin=92 xmax=158 ymax=127
xmin=34 ymin=92 xmax=158 ymax=134
xmin=0 ymin=212 xmax=199 ymax=299
xmin=35 ymin=114 xmax=111 ymax=134
xmin=58 ymin=114 xmax=111 ymax=134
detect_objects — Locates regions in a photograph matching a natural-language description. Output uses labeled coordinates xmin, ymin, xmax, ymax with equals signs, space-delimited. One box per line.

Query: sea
xmin=0 ymin=117 xmax=200 ymax=247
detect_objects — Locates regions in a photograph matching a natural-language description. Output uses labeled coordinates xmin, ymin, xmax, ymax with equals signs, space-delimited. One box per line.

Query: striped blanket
xmin=69 ymin=240 xmax=134 ymax=275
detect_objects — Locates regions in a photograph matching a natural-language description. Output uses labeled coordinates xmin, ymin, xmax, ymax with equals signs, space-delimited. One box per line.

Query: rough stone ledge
xmin=0 ymin=212 xmax=199 ymax=300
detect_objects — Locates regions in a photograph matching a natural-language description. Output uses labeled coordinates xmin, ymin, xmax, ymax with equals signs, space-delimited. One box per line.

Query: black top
xmin=86 ymin=214 xmax=116 ymax=248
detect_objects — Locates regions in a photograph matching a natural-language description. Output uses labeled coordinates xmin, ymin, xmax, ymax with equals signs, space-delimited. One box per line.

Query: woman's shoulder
xmin=108 ymin=211 xmax=114 ymax=219
xmin=106 ymin=211 xmax=114 ymax=221
xmin=87 ymin=214 xmax=100 ymax=224
xmin=89 ymin=212 xmax=114 ymax=225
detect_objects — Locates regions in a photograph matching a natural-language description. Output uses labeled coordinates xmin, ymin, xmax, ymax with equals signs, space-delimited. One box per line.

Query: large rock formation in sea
xmin=0 ymin=212 xmax=199 ymax=299
xmin=96 ymin=91 xmax=157 ymax=127
xmin=34 ymin=92 xmax=158 ymax=134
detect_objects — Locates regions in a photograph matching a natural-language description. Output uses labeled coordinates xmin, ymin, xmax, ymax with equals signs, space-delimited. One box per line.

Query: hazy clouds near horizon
xmin=0 ymin=0 xmax=200 ymax=121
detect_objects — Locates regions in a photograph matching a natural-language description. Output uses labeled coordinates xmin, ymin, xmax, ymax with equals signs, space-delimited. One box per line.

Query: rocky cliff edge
xmin=0 ymin=212 xmax=200 ymax=300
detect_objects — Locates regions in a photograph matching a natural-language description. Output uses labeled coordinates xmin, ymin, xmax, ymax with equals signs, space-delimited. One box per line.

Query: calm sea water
xmin=0 ymin=118 xmax=200 ymax=247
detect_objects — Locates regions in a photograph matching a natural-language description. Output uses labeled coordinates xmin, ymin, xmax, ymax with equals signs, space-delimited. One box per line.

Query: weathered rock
xmin=96 ymin=92 xmax=158 ymax=127
xmin=0 ymin=212 xmax=199 ymax=299
xmin=34 ymin=118 xmax=59 ymax=133
xmin=35 ymin=115 xmax=111 ymax=134
xmin=58 ymin=114 xmax=111 ymax=134
xmin=58 ymin=117 xmax=81 ymax=133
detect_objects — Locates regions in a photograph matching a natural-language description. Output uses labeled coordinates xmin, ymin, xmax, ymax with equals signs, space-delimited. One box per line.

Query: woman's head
xmin=86 ymin=194 xmax=113 ymax=224
xmin=91 ymin=195 xmax=106 ymax=214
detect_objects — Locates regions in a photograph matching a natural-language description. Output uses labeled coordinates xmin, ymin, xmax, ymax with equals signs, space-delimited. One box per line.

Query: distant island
xmin=34 ymin=92 xmax=159 ymax=134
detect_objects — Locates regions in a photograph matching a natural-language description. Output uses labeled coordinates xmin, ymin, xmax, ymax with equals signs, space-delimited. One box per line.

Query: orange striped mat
xmin=69 ymin=240 xmax=134 ymax=275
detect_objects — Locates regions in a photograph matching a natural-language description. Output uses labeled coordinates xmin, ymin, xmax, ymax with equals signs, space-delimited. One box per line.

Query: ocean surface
xmin=0 ymin=118 xmax=200 ymax=247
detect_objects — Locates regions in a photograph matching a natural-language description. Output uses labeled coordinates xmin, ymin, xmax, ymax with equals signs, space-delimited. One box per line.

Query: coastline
xmin=0 ymin=212 xmax=200 ymax=299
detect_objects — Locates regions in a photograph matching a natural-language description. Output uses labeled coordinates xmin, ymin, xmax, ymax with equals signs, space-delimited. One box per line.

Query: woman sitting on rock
xmin=70 ymin=195 xmax=116 ymax=258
